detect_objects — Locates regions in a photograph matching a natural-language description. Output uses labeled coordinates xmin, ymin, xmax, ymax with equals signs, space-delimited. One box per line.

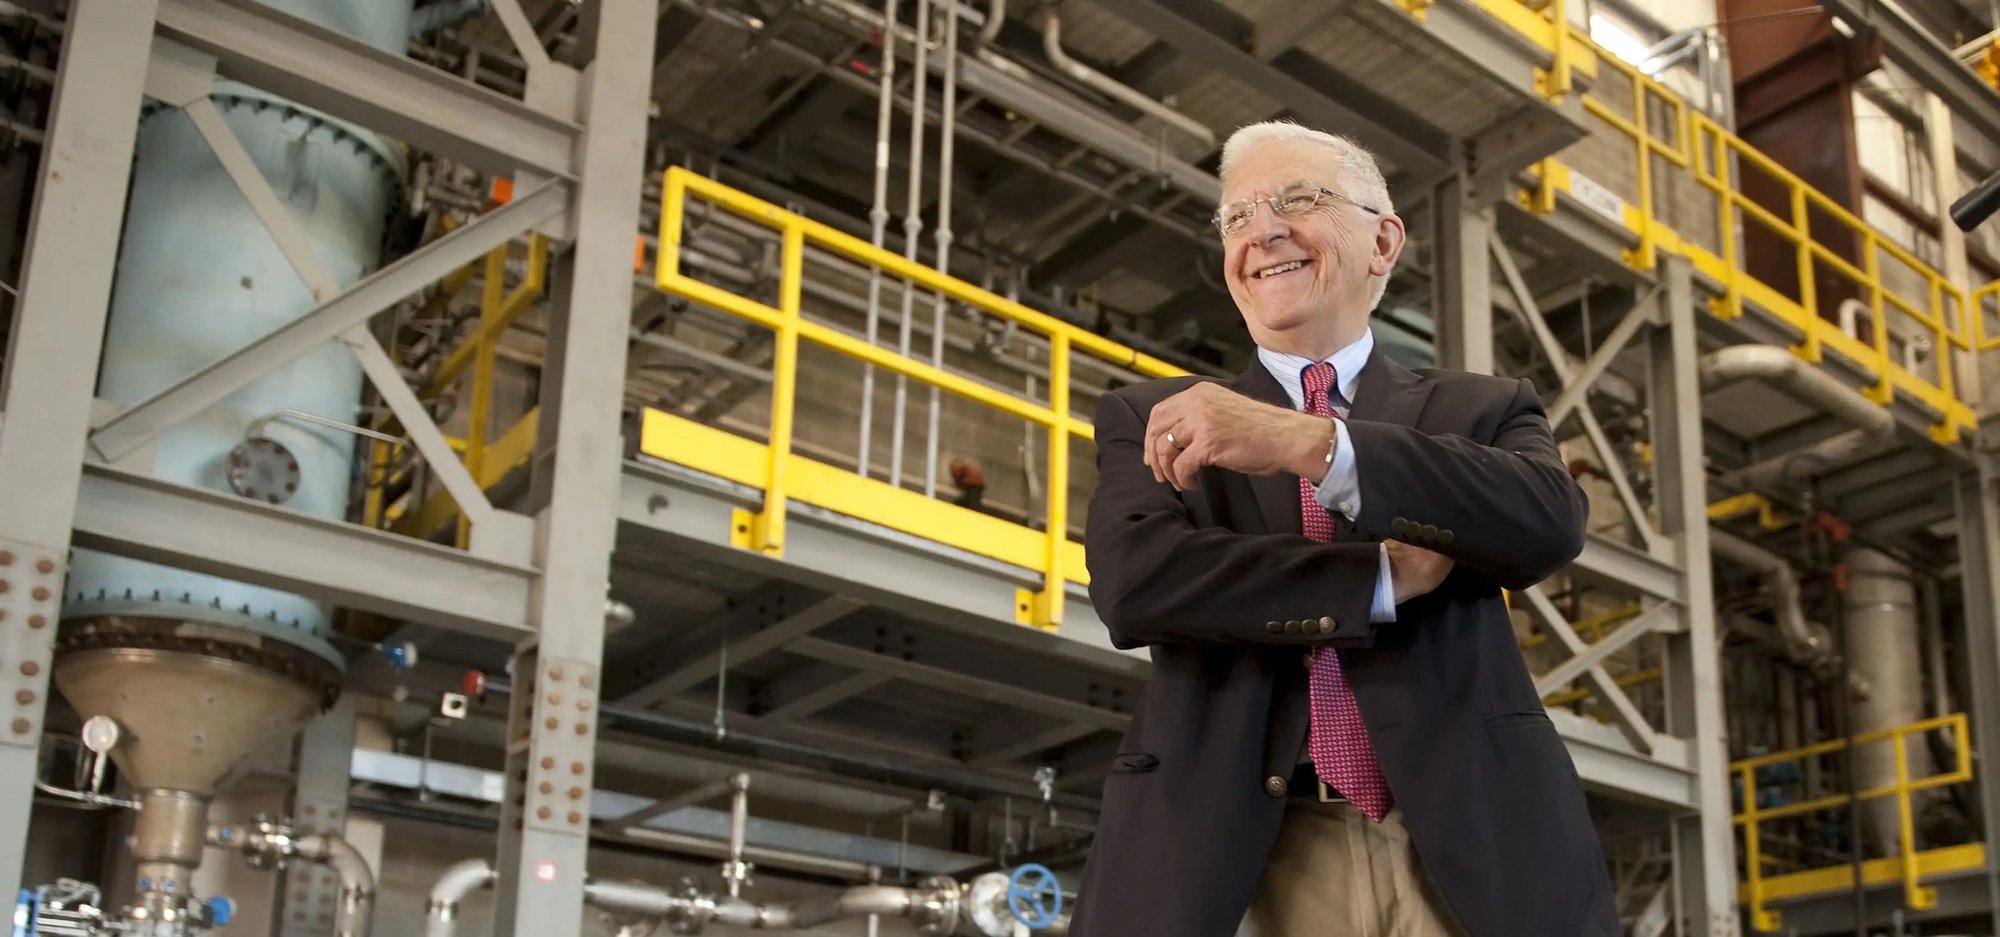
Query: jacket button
xmin=1422 ymin=523 xmax=1440 ymax=541
xmin=1284 ymin=620 xmax=1301 ymax=635
xmin=1266 ymin=621 xmax=1283 ymax=634
xmin=1265 ymin=775 xmax=1288 ymax=797
xmin=1391 ymin=517 xmax=1410 ymax=536
xmin=1319 ymin=617 xmax=1336 ymax=634
xmin=1438 ymin=529 xmax=1455 ymax=545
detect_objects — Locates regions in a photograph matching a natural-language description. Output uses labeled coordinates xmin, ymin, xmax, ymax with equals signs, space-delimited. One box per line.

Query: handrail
xmin=1733 ymin=712 xmax=1973 ymax=930
xmin=1490 ymin=0 xmax=1985 ymax=443
xmin=654 ymin=166 xmax=1186 ymax=629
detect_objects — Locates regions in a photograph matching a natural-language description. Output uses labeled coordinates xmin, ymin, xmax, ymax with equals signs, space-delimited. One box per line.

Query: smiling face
xmin=1218 ymin=139 xmax=1404 ymax=358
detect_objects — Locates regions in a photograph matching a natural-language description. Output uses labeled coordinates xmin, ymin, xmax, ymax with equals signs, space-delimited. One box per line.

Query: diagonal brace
xmin=87 ymin=170 xmax=567 ymax=464
xmin=1534 ymin=601 xmax=1674 ymax=695
xmin=1523 ymin=586 xmax=1658 ymax=753
xmin=1546 ymin=286 xmax=1660 ymax=427
xmin=1490 ymin=232 xmax=1665 ymax=555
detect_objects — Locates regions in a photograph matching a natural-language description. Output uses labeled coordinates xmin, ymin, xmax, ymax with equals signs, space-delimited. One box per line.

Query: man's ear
xmin=1371 ymin=214 xmax=1407 ymax=277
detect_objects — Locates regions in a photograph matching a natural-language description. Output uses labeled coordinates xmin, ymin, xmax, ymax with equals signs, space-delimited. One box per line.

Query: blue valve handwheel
xmin=207 ymin=895 xmax=235 ymax=927
xmin=1006 ymin=863 xmax=1063 ymax=929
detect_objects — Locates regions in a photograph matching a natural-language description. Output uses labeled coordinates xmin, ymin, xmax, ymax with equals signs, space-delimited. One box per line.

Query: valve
xmin=206 ymin=895 xmax=235 ymax=927
xmin=1005 ymin=864 xmax=1062 ymax=930
xmin=382 ymin=640 xmax=418 ymax=673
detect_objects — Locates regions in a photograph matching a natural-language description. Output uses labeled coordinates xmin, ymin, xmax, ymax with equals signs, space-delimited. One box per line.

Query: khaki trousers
xmin=1235 ymin=800 xmax=1463 ymax=937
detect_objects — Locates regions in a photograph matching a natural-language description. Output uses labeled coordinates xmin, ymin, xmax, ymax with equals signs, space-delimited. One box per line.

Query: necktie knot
xmin=1302 ymin=362 xmax=1337 ymax=417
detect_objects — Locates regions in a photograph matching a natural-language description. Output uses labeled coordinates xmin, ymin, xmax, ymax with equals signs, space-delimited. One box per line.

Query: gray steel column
xmin=1650 ymin=255 xmax=1737 ymax=937
xmin=279 ymin=696 xmax=358 ymax=937
xmin=489 ymin=2 xmax=656 ymax=934
xmin=1432 ymin=175 xmax=1494 ymax=375
xmin=0 ymin=0 xmax=155 ymax=902
xmin=1953 ymin=451 xmax=2000 ymax=931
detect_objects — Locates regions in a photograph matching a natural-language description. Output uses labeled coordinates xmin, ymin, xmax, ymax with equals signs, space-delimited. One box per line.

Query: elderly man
xmin=1072 ymin=121 xmax=1617 ymax=937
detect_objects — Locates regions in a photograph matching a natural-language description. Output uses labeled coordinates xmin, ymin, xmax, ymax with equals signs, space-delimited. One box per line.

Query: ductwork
xmin=1698 ymin=345 xmax=1896 ymax=490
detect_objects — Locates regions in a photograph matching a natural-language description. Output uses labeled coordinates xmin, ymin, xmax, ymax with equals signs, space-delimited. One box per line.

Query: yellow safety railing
xmin=1733 ymin=712 xmax=1975 ymax=930
xmin=650 ymin=167 xmax=1184 ymax=629
xmin=1975 ymin=280 xmax=2000 ymax=352
xmin=1479 ymin=0 xmax=1983 ymax=443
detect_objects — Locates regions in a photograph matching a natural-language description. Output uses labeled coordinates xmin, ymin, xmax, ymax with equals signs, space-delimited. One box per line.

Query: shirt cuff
xmin=1371 ymin=543 xmax=1397 ymax=623
xmin=1312 ymin=419 xmax=1361 ymax=519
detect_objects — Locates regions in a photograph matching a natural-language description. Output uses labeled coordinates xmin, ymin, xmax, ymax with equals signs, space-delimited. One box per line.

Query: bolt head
xmin=536 ymin=806 xmax=552 ymax=820
xmin=27 ymin=614 xmax=44 ymax=629
xmin=539 ymin=782 xmax=553 ymax=794
xmin=573 ymin=722 xmax=588 ymax=735
xmin=29 ymin=586 xmax=47 ymax=601
xmin=18 ymin=661 xmax=36 ymax=677
xmin=540 ymin=756 xmax=556 ymax=770
xmin=544 ymin=717 xmax=559 ymax=730
xmin=571 ymin=761 xmax=585 ymax=775
xmin=34 ymin=558 xmax=52 ymax=574
xmin=11 ymin=718 xmax=29 ymax=734
xmin=567 ymin=811 xmax=581 ymax=824
xmin=16 ymin=690 xmax=33 ymax=705
xmin=0 ymin=551 xmax=13 ymax=566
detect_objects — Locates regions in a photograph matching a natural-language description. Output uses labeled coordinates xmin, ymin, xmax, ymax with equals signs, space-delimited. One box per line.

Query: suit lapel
xmin=1231 ymin=343 xmax=1435 ymax=539
xmin=1347 ymin=344 xmax=1433 ymax=427
xmin=1229 ymin=363 xmax=1305 ymax=537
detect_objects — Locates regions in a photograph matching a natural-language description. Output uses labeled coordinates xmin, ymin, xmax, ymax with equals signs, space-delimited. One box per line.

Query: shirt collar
xmin=1256 ymin=329 xmax=1373 ymax=411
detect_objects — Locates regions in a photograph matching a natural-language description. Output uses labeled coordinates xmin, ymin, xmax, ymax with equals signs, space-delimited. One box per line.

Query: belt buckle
xmin=1316 ymin=780 xmax=1347 ymax=804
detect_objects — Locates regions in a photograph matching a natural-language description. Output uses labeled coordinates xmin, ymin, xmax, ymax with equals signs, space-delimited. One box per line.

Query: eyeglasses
xmin=1213 ymin=182 xmax=1381 ymax=239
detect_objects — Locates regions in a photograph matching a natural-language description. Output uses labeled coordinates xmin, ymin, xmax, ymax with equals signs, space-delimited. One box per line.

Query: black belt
xmin=1289 ymin=762 xmax=1348 ymax=803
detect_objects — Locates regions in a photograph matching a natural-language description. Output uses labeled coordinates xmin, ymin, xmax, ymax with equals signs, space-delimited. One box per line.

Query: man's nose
xmin=1242 ymin=203 xmax=1291 ymax=245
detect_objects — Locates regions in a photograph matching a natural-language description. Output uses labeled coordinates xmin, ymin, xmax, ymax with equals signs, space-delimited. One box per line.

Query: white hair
xmin=1217 ymin=121 xmax=1396 ymax=310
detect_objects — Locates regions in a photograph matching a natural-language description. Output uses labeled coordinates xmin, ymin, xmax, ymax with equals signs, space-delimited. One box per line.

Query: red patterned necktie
xmin=1298 ymin=362 xmax=1393 ymax=822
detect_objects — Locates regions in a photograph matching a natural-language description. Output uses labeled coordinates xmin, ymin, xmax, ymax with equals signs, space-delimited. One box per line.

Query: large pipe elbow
xmin=295 ymin=834 xmax=377 ymax=937
xmin=426 ymin=857 xmax=497 ymax=937
xmin=1699 ymin=346 xmax=1896 ymax=489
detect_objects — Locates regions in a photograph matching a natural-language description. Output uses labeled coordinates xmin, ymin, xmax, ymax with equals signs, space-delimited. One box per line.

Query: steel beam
xmin=761 ymin=669 xmax=894 ymax=721
xmin=790 ymin=637 xmax=1132 ymax=731
xmin=1547 ymin=287 xmax=1659 ymax=426
xmin=1817 ymin=0 xmax=2000 ymax=148
xmin=1955 ymin=461 xmax=2000 ymax=931
xmin=177 ymin=94 xmax=503 ymax=533
xmin=492 ymin=3 xmax=656 ymax=933
xmin=612 ymin=593 xmax=863 ymax=708
xmin=1573 ymin=535 xmax=1686 ymax=602
xmin=1520 ymin=587 xmax=1658 ymax=751
xmin=1434 ymin=176 xmax=1495 ymax=374
xmin=279 ymin=696 xmax=358 ymax=937
xmin=1086 ymin=0 xmax=1448 ymax=178
xmin=71 ymin=463 xmax=536 ymax=640
xmin=1493 ymin=231 xmax=1666 ymax=555
xmin=155 ymin=0 xmax=581 ymax=179
xmin=0 ymin=1 xmax=155 ymax=901
xmin=968 ymin=721 xmax=1103 ymax=768
xmin=1650 ymin=255 xmax=1737 ymax=937
xmin=87 ymin=181 xmax=568 ymax=463
xmin=1533 ymin=602 xmax=1675 ymax=695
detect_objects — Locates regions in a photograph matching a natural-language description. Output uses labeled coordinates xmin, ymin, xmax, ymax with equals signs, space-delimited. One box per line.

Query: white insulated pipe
xmin=1697 ymin=345 xmax=1896 ymax=491
xmin=889 ymin=0 xmax=933 ymax=489
xmin=924 ymin=0 xmax=960 ymax=498
xmin=207 ymin=824 xmax=376 ymax=937
xmin=1041 ymin=9 xmax=1214 ymax=149
xmin=424 ymin=857 xmax=497 ymax=937
xmin=1844 ymin=547 xmax=1933 ymax=855
xmin=1710 ymin=530 xmax=1833 ymax=667
xmin=856 ymin=0 xmax=902 ymax=478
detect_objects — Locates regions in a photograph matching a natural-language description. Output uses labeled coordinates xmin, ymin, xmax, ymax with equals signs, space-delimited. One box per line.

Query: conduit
xmin=1698 ymin=345 xmax=1896 ymax=490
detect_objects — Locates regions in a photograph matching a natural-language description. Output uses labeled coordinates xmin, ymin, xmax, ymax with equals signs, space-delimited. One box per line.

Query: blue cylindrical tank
xmin=63 ymin=0 xmax=416 ymax=666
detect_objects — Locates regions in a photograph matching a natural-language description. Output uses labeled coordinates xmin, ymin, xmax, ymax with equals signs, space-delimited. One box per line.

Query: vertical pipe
xmin=856 ymin=0 xmax=901 ymax=478
xmin=726 ymin=773 xmax=752 ymax=898
xmin=923 ymin=0 xmax=959 ymax=498
xmin=889 ymin=0 xmax=932 ymax=488
xmin=1848 ymin=547 xmax=1931 ymax=851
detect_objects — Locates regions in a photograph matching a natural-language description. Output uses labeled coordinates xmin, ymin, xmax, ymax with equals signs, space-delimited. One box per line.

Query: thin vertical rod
xmin=923 ymin=0 xmax=959 ymax=498
xmin=889 ymin=0 xmax=931 ymax=488
xmin=856 ymin=0 xmax=901 ymax=478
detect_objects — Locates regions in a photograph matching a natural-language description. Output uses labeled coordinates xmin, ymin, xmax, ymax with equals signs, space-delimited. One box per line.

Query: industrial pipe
xmin=925 ymin=0 xmax=961 ymax=498
xmin=724 ymin=772 xmax=753 ymax=897
xmin=856 ymin=0 xmax=902 ymax=478
xmin=208 ymin=821 xmax=377 ymax=937
xmin=424 ymin=857 xmax=496 ymax=937
xmin=1040 ymin=8 xmax=1214 ymax=149
xmin=422 ymin=857 xmax=969 ymax=936
xmin=1710 ymin=530 xmax=1831 ymax=668
xmin=1698 ymin=345 xmax=1896 ymax=490
xmin=890 ymin=0 xmax=934 ymax=489
xmin=975 ymin=0 xmax=1005 ymax=47
xmin=1845 ymin=548 xmax=1933 ymax=855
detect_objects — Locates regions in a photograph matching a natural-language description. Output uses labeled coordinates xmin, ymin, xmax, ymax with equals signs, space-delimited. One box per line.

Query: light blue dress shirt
xmin=1255 ymin=330 xmax=1398 ymax=624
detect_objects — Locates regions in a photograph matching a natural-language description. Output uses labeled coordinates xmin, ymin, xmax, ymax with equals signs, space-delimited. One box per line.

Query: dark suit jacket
xmin=1070 ymin=345 xmax=1617 ymax=937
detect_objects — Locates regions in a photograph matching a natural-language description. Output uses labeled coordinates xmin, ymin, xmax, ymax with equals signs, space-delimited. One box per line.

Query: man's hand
xmin=1144 ymin=383 xmax=1333 ymax=490
xmin=1386 ymin=540 xmax=1454 ymax=604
